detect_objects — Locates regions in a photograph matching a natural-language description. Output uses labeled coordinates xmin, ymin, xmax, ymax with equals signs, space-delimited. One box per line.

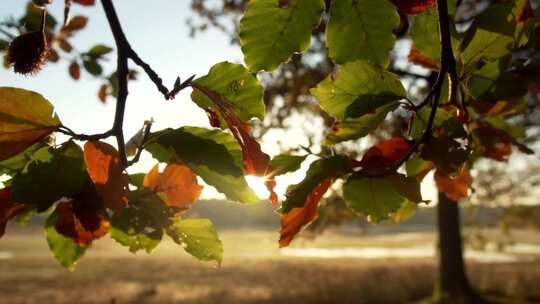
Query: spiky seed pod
xmin=6 ymin=31 xmax=50 ymax=75
xmin=32 ymin=0 xmax=53 ymax=7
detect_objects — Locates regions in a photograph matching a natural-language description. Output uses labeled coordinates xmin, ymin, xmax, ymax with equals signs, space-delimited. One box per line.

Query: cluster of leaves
xmin=233 ymin=0 xmax=537 ymax=246
xmin=1 ymin=0 xmax=538 ymax=269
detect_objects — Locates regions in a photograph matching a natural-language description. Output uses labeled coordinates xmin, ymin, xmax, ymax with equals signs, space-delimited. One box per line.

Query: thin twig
xmin=360 ymin=0 xmax=457 ymax=177
xmin=127 ymin=120 xmax=153 ymax=167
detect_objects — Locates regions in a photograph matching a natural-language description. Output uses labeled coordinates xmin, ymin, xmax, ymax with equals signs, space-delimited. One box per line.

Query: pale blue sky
xmin=1 ymin=0 xmax=313 ymax=199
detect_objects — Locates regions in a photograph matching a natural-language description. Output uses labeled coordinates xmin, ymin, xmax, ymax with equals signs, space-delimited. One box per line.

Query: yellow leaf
xmin=0 ymin=87 xmax=61 ymax=161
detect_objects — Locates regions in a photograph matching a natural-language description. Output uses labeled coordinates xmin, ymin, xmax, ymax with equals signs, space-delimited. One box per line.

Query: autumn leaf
xmin=518 ymin=0 xmax=534 ymax=22
xmin=73 ymin=0 xmax=95 ymax=6
xmin=84 ymin=141 xmax=128 ymax=214
xmin=0 ymin=187 xmax=28 ymax=238
xmin=279 ymin=178 xmax=333 ymax=247
xmin=54 ymin=200 xmax=109 ymax=247
xmin=0 ymin=87 xmax=61 ymax=161
xmin=434 ymin=167 xmax=470 ymax=202
xmin=98 ymin=84 xmax=108 ymax=103
xmin=143 ymin=163 xmax=203 ymax=209
xmin=191 ymin=84 xmax=275 ymax=202
xmin=358 ymin=137 xmax=413 ymax=172
xmin=408 ymin=46 xmax=439 ymax=70
xmin=69 ymin=61 xmax=80 ymax=80
xmin=390 ymin=0 xmax=436 ymax=15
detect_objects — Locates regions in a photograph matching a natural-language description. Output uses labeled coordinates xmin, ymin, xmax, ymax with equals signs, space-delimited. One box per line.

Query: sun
xmin=245 ymin=175 xmax=271 ymax=199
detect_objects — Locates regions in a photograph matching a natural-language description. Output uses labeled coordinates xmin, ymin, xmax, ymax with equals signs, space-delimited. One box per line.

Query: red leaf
xmin=205 ymin=108 xmax=221 ymax=128
xmin=84 ymin=141 xmax=129 ymax=214
xmin=69 ymin=61 xmax=80 ymax=80
xmin=358 ymin=137 xmax=413 ymax=171
xmin=408 ymin=46 xmax=439 ymax=70
xmin=0 ymin=188 xmax=28 ymax=238
xmin=391 ymin=0 xmax=436 ymax=15
xmin=54 ymin=200 xmax=109 ymax=247
xmin=279 ymin=178 xmax=333 ymax=247
xmin=434 ymin=168 xmax=469 ymax=202
xmin=191 ymin=84 xmax=275 ymax=200
xmin=73 ymin=0 xmax=95 ymax=6
xmin=518 ymin=0 xmax=534 ymax=22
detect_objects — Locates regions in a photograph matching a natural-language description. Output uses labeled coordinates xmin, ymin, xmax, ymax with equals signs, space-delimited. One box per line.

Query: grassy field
xmin=1 ymin=228 xmax=540 ymax=303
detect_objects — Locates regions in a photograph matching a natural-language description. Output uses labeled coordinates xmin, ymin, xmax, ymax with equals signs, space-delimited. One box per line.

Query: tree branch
xmin=362 ymin=0 xmax=458 ymax=177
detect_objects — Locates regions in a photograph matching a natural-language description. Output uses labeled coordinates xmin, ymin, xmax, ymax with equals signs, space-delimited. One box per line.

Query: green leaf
xmin=460 ymin=3 xmax=516 ymax=68
xmin=410 ymin=7 xmax=440 ymax=62
xmin=0 ymin=141 xmax=49 ymax=176
xmin=467 ymin=59 xmax=528 ymax=101
xmin=405 ymin=154 xmax=432 ymax=179
xmin=191 ymin=62 xmax=265 ymax=121
xmin=311 ymin=60 xmax=405 ymax=121
xmin=83 ymin=59 xmax=103 ymax=76
xmin=325 ymin=102 xmax=398 ymax=145
xmin=128 ymin=173 xmax=146 ymax=189
xmin=483 ymin=116 xmax=526 ymax=139
xmin=343 ymin=175 xmax=406 ymax=223
xmin=409 ymin=1 xmax=459 ymax=62
xmin=326 ymin=0 xmax=399 ymax=66
xmin=388 ymin=173 xmax=423 ymax=203
xmin=109 ymin=189 xmax=172 ymax=253
xmin=87 ymin=44 xmax=113 ymax=58
xmin=11 ymin=141 xmax=86 ymax=212
xmin=145 ymin=127 xmax=259 ymax=204
xmin=270 ymin=154 xmax=307 ymax=176
xmin=167 ymin=218 xmax=223 ymax=263
xmin=110 ymin=227 xmax=161 ymax=254
xmin=0 ymin=87 xmax=61 ymax=161
xmin=282 ymin=156 xmax=350 ymax=213
xmin=410 ymin=106 xmax=466 ymax=139
xmin=239 ymin=0 xmax=325 ymax=72
xmin=391 ymin=201 xmax=418 ymax=223
xmin=20 ymin=3 xmax=57 ymax=32
xmin=45 ymin=212 xmax=85 ymax=271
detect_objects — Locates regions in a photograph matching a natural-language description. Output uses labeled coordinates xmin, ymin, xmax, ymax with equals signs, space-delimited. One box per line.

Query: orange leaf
xmin=0 ymin=188 xmax=28 ymax=238
xmin=84 ymin=141 xmax=128 ymax=214
xmin=55 ymin=200 xmax=109 ymax=247
xmin=390 ymin=0 xmax=436 ymax=15
xmin=358 ymin=137 xmax=413 ymax=171
xmin=98 ymin=84 xmax=108 ymax=104
xmin=279 ymin=178 xmax=333 ymax=247
xmin=143 ymin=163 xmax=203 ymax=209
xmin=434 ymin=168 xmax=470 ymax=202
xmin=408 ymin=46 xmax=439 ymax=70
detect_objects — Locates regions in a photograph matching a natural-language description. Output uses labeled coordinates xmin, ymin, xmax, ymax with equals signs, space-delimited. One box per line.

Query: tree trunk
xmin=436 ymin=191 xmax=487 ymax=304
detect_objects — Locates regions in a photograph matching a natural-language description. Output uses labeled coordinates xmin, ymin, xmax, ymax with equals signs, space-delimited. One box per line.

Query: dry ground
xmin=1 ymin=229 xmax=539 ymax=304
